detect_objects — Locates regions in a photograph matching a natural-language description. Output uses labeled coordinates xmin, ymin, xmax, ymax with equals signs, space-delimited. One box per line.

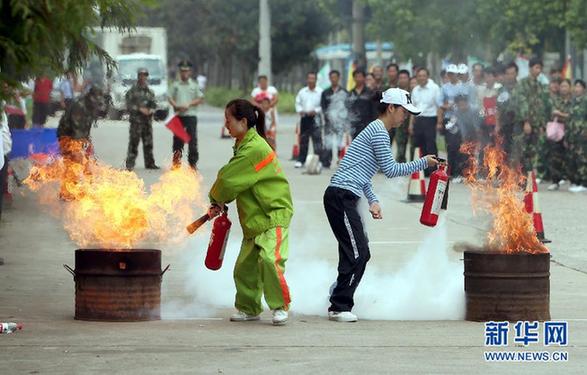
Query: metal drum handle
xmin=161 ymin=264 xmax=170 ymax=277
xmin=63 ymin=264 xmax=76 ymax=277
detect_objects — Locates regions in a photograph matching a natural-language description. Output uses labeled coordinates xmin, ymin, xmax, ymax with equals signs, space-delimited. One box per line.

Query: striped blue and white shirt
xmin=330 ymin=119 xmax=427 ymax=204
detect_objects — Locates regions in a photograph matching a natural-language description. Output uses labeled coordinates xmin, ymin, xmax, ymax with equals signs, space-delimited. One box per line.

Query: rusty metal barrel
xmin=464 ymin=250 xmax=550 ymax=322
xmin=64 ymin=249 xmax=169 ymax=321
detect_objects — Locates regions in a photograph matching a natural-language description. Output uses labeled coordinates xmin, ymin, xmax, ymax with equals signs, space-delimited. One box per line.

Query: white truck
xmin=89 ymin=27 xmax=170 ymax=120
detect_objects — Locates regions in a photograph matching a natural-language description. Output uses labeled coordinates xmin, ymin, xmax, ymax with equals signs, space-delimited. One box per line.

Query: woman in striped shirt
xmin=324 ymin=88 xmax=439 ymax=322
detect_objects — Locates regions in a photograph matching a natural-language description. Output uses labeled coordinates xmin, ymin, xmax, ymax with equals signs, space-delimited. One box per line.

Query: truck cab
xmin=109 ymin=53 xmax=169 ymax=121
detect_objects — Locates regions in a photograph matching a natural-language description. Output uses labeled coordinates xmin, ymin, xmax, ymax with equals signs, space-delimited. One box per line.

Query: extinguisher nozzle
xmin=186 ymin=214 xmax=211 ymax=234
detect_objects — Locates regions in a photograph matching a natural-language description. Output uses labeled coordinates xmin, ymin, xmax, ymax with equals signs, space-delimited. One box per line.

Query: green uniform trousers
xmin=234 ymin=226 xmax=291 ymax=316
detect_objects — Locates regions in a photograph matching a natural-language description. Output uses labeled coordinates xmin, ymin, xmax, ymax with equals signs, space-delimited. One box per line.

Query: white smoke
xmin=162 ymin=210 xmax=465 ymax=320
xmin=354 ymin=217 xmax=465 ymax=320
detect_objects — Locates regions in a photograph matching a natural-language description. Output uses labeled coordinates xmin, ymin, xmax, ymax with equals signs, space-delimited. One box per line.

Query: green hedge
xmin=204 ymin=86 xmax=296 ymax=114
xmin=204 ymin=87 xmax=247 ymax=108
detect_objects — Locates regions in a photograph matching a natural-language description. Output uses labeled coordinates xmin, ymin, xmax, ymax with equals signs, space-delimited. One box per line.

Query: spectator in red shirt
xmin=32 ymin=76 xmax=53 ymax=127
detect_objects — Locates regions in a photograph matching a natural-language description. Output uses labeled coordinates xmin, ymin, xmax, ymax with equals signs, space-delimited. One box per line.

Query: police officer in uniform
xmin=125 ymin=67 xmax=159 ymax=171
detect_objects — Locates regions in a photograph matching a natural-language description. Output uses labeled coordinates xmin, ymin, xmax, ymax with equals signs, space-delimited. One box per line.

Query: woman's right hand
xmin=424 ymin=155 xmax=441 ymax=168
xmin=208 ymin=204 xmax=222 ymax=218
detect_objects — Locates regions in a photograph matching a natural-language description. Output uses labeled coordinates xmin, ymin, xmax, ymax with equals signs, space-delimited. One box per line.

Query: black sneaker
xmin=145 ymin=164 xmax=160 ymax=170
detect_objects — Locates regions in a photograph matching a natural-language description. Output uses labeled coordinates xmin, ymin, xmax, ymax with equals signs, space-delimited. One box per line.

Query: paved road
xmin=1 ymin=105 xmax=586 ymax=374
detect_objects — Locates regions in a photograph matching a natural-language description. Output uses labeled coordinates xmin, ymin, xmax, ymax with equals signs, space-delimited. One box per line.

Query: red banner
xmin=165 ymin=115 xmax=191 ymax=143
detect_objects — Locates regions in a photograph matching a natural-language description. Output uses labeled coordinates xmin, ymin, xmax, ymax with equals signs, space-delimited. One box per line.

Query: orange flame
xmin=24 ymin=138 xmax=204 ymax=249
xmin=460 ymin=139 xmax=548 ymax=254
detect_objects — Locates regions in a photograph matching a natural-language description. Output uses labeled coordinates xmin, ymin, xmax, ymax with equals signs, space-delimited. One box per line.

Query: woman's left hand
xmin=369 ymin=202 xmax=383 ymax=220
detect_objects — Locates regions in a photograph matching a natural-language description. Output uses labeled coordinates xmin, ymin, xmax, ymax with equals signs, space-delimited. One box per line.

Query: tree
xmin=365 ymin=0 xmax=587 ymax=63
xmin=0 ymin=0 xmax=142 ymax=90
xmin=142 ymin=0 xmax=333 ymax=88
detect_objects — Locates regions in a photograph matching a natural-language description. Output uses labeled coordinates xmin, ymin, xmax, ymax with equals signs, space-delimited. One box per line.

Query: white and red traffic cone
xmin=406 ymin=147 xmax=426 ymax=202
xmin=291 ymin=123 xmax=300 ymax=160
xmin=338 ymin=133 xmax=350 ymax=161
xmin=523 ymin=171 xmax=551 ymax=244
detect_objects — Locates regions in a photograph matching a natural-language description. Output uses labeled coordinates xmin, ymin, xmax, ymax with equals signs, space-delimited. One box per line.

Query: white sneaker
xmin=452 ymin=176 xmax=463 ymax=184
xmin=294 ymin=161 xmax=303 ymax=168
xmin=569 ymin=185 xmax=587 ymax=193
xmin=547 ymin=183 xmax=559 ymax=191
xmin=230 ymin=311 xmax=260 ymax=322
xmin=328 ymin=311 xmax=358 ymax=322
xmin=272 ymin=309 xmax=288 ymax=326
xmin=559 ymin=179 xmax=568 ymax=185
xmin=536 ymin=177 xmax=542 ymax=184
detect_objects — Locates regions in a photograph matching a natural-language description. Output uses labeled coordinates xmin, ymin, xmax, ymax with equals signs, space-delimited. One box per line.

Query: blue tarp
xmin=10 ymin=128 xmax=60 ymax=158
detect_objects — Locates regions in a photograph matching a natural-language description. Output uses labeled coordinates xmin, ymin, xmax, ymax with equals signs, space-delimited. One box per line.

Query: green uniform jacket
xmin=209 ymin=128 xmax=294 ymax=239
xmin=513 ymin=77 xmax=551 ymax=131
xmin=125 ymin=84 xmax=156 ymax=123
xmin=57 ymin=97 xmax=94 ymax=140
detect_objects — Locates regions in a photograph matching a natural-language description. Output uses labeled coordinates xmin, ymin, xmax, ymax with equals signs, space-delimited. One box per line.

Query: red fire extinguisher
xmin=205 ymin=210 xmax=232 ymax=270
xmin=420 ymin=161 xmax=448 ymax=227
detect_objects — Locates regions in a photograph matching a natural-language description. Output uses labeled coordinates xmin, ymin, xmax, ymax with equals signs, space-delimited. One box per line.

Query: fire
xmin=460 ymin=139 xmax=548 ymax=254
xmin=25 ymin=138 xmax=204 ymax=249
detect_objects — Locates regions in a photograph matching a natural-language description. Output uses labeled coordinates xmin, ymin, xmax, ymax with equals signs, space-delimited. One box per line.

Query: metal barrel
xmin=464 ymin=250 xmax=550 ymax=322
xmin=70 ymin=249 xmax=164 ymax=322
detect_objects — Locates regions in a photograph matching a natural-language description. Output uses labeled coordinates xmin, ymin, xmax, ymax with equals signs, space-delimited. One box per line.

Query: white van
xmin=109 ymin=53 xmax=169 ymax=120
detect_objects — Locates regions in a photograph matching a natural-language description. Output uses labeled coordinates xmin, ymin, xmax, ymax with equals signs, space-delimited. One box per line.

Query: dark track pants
xmin=323 ymin=186 xmax=370 ymax=312
xmin=298 ymin=115 xmax=322 ymax=164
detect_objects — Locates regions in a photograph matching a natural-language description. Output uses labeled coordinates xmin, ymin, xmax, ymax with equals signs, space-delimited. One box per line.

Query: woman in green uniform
xmin=208 ymin=99 xmax=294 ymax=325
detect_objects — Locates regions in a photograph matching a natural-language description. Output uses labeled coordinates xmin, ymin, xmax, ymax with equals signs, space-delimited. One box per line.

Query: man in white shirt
xmin=294 ymin=72 xmax=323 ymax=168
xmin=409 ymin=68 xmax=440 ymax=175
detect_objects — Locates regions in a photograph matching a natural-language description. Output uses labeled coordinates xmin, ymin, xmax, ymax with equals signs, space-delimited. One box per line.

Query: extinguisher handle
xmin=212 ymin=203 xmax=228 ymax=214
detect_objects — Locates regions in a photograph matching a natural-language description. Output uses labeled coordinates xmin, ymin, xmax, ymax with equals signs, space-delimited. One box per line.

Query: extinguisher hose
xmin=186 ymin=204 xmax=229 ymax=234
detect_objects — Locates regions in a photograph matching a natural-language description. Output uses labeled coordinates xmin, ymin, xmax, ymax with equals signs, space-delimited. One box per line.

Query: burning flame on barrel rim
xmin=24 ymin=138 xmax=205 ymax=250
xmin=460 ymin=140 xmax=548 ymax=254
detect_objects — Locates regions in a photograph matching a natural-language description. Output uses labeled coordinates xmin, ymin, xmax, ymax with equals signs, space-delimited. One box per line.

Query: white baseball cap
xmin=380 ymin=88 xmax=421 ymax=115
xmin=446 ymin=64 xmax=459 ymax=74
xmin=458 ymin=63 xmax=469 ymax=75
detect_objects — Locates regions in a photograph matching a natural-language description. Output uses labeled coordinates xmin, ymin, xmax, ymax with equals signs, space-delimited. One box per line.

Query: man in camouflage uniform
xmin=567 ymin=91 xmax=587 ymax=192
xmin=496 ymin=62 xmax=518 ymax=163
xmin=56 ymin=86 xmax=109 ymax=200
xmin=512 ymin=58 xmax=551 ymax=174
xmin=125 ymin=68 xmax=158 ymax=171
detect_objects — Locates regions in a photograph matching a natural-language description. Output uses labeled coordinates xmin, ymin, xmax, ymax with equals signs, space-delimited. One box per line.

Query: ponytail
xmin=253 ymin=106 xmax=266 ymax=139
xmin=225 ymin=99 xmax=267 ymax=139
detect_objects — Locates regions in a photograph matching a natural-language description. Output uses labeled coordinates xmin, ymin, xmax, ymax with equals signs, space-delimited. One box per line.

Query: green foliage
xmin=365 ymin=0 xmax=587 ymax=60
xmin=0 ymin=0 xmax=142 ymax=88
xmin=204 ymin=87 xmax=248 ymax=109
xmin=270 ymin=0 xmax=335 ymax=74
xmin=204 ymin=86 xmax=296 ymax=113
xmin=276 ymin=91 xmax=296 ymax=114
xmin=143 ymin=0 xmax=333 ymax=80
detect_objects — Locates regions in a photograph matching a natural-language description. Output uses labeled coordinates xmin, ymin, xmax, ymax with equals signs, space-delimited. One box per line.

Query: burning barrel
xmin=64 ymin=249 xmax=169 ymax=321
xmin=464 ymin=250 xmax=550 ymax=322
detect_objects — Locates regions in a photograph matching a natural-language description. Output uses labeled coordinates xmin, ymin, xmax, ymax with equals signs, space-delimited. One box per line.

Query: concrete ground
xmin=1 ymin=105 xmax=586 ymax=374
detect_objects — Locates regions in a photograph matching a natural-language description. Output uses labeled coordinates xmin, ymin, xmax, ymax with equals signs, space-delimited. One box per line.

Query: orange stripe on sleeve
xmin=254 ymin=151 xmax=276 ymax=172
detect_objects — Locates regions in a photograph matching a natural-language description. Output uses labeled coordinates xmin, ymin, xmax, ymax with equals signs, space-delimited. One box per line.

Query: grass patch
xmin=203 ymin=87 xmax=247 ymax=108
xmin=204 ymin=86 xmax=297 ymax=114
xmin=276 ymin=91 xmax=295 ymax=114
